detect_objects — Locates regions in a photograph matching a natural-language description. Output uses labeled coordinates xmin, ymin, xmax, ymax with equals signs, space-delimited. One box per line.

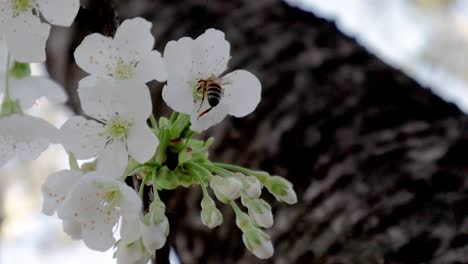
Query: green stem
xmin=139 ymin=171 xmax=151 ymax=201
xmin=185 ymin=162 xmax=212 ymax=186
xmin=150 ymin=114 xmax=158 ymax=132
xmin=68 ymin=152 xmax=80 ymax=171
xmin=203 ymin=164 xmax=232 ymax=177
xmin=230 ymin=200 xmax=243 ymax=215
xmin=154 ymin=130 xmax=168 ymax=164
xmin=169 ymin=112 xmax=179 ymax=123
xmin=4 ymin=54 xmax=11 ymax=100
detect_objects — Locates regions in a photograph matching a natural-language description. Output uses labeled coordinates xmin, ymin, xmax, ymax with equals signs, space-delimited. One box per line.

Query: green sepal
xmin=154 ymin=166 xmax=179 ymax=190
xmin=9 ymin=61 xmax=30 ymax=79
xmin=0 ymin=98 xmax=23 ymax=117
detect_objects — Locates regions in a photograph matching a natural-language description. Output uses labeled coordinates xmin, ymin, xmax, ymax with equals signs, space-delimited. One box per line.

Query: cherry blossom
xmin=116 ymin=218 xmax=166 ymax=264
xmin=162 ymin=28 xmax=262 ymax=131
xmin=0 ymin=0 xmax=80 ymax=62
xmin=60 ymin=79 xmax=158 ymax=177
xmin=57 ymin=171 xmax=142 ymax=251
xmin=74 ymin=17 xmax=166 ymax=84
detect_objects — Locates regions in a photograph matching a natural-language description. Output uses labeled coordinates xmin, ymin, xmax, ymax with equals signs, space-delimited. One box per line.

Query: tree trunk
xmin=46 ymin=0 xmax=468 ymax=263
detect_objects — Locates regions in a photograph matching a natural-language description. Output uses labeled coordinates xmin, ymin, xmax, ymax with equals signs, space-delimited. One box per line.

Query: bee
xmin=196 ymin=79 xmax=224 ymax=119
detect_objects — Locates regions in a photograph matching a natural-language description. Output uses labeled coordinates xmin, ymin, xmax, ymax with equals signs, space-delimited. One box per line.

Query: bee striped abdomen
xmin=207 ymin=83 xmax=223 ymax=107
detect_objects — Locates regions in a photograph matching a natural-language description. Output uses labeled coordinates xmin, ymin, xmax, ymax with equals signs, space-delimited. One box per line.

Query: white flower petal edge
xmin=134 ymin=50 xmax=167 ymax=83
xmin=10 ymin=76 xmax=68 ymax=109
xmin=162 ymin=28 xmax=262 ymax=131
xmin=6 ymin=13 xmax=51 ymax=62
xmin=127 ymin=122 xmax=159 ymax=164
xmin=74 ymin=33 xmax=116 ymax=77
xmin=192 ymin=28 xmax=230 ymax=79
xmin=36 ymin=0 xmax=80 ymax=26
xmin=113 ymin=17 xmax=154 ymax=63
xmin=74 ymin=17 xmax=166 ymax=83
xmin=96 ymin=139 xmax=128 ymax=179
xmin=222 ymin=70 xmax=261 ymax=117
xmin=60 ymin=116 xmax=106 ymax=160
xmin=42 ymin=169 xmax=83 ymax=215
xmin=0 ymin=114 xmax=59 ymax=166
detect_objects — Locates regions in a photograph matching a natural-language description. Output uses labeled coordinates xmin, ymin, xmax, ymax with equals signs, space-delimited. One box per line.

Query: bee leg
xmin=197 ymin=90 xmax=206 ymax=112
xmin=197 ymin=107 xmax=213 ymax=119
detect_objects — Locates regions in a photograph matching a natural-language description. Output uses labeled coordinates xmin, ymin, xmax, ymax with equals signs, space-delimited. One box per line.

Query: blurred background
xmin=2 ymin=0 xmax=468 ymax=263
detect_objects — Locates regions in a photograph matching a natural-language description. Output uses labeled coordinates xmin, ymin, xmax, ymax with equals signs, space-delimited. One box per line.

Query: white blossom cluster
xmin=0 ymin=2 xmax=297 ymax=262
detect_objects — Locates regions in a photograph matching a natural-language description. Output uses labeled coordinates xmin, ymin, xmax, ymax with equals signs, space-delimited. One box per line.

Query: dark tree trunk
xmin=46 ymin=0 xmax=468 ymax=263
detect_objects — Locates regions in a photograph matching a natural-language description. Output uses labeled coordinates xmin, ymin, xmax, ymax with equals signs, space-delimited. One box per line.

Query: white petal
xmin=118 ymin=181 xmax=142 ymax=218
xmin=78 ymin=79 xmax=152 ymax=121
xmin=161 ymin=82 xmax=194 ymax=114
xmin=190 ymin=101 xmax=228 ymax=132
xmin=222 ymin=70 xmax=261 ymax=117
xmin=62 ymin=219 xmax=82 ymax=239
xmin=41 ymin=169 xmax=82 ymax=215
xmin=6 ymin=13 xmax=50 ymax=63
xmin=82 ymin=218 xmax=116 ymax=251
xmin=74 ymin=33 xmax=116 ymax=76
xmin=141 ymin=223 xmax=166 ymax=253
xmin=60 ymin=116 xmax=106 ymax=160
xmin=78 ymin=75 xmax=99 ymax=89
xmin=120 ymin=217 xmax=141 ymax=244
xmin=163 ymin=37 xmax=195 ymax=83
xmin=37 ymin=0 xmax=80 ymax=26
xmin=57 ymin=172 xmax=105 ymax=221
xmin=193 ymin=28 xmax=230 ymax=78
xmin=251 ymin=239 xmax=274 ymax=259
xmin=127 ymin=121 xmax=158 ymax=164
xmin=114 ymin=18 xmax=155 ymax=63
xmin=10 ymin=76 xmax=67 ymax=109
xmin=58 ymin=173 xmax=120 ymax=250
xmin=96 ymin=140 xmax=128 ymax=178
xmin=134 ymin=50 xmax=167 ymax=83
xmin=0 ymin=3 xmax=12 ymax=34
xmin=0 ymin=114 xmax=58 ymax=166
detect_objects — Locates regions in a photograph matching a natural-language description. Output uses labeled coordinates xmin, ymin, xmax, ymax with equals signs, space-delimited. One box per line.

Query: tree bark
xmin=46 ymin=0 xmax=468 ymax=263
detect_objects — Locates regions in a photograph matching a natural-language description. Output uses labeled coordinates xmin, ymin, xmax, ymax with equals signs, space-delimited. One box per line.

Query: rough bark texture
xmin=46 ymin=0 xmax=468 ymax=263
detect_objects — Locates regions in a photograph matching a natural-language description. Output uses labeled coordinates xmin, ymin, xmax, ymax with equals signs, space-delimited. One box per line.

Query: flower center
xmin=100 ymin=116 xmax=132 ymax=141
xmin=11 ymin=0 xmax=33 ymax=16
xmin=114 ymin=59 xmax=134 ymax=80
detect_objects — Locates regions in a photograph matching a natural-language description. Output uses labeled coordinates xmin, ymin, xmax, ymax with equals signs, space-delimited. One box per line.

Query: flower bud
xmin=209 ymin=175 xmax=242 ymax=203
xmin=200 ymin=196 xmax=223 ymax=228
xmin=242 ymin=176 xmax=262 ymax=198
xmin=265 ymin=176 xmax=297 ymax=204
xmin=246 ymin=199 xmax=273 ymax=228
xmin=148 ymin=200 xmax=167 ymax=225
xmin=242 ymin=228 xmax=274 ymax=259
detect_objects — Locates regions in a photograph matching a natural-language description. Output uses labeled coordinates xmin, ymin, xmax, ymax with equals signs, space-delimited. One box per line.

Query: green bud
xmin=148 ymin=200 xmax=167 ymax=225
xmin=242 ymin=227 xmax=274 ymax=259
xmin=9 ymin=61 xmax=30 ymax=79
xmin=200 ymin=196 xmax=223 ymax=228
xmin=265 ymin=176 xmax=297 ymax=205
xmin=234 ymin=210 xmax=252 ymax=231
xmin=80 ymin=161 xmax=96 ymax=173
xmin=241 ymin=175 xmax=262 ymax=199
xmin=246 ymin=199 xmax=273 ymax=228
xmin=0 ymin=98 xmax=23 ymax=117
xmin=210 ymin=175 xmax=242 ymax=203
